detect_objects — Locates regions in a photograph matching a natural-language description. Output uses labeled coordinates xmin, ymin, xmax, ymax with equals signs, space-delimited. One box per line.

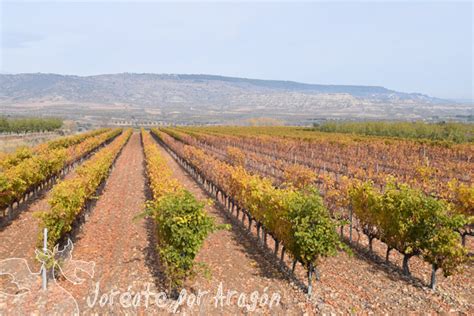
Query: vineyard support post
xmin=349 ymin=205 xmax=353 ymax=244
xmin=42 ymin=228 xmax=48 ymax=291
xmin=307 ymin=263 xmax=314 ymax=296
xmin=7 ymin=205 xmax=13 ymax=220
xmin=385 ymin=246 xmax=392 ymax=263
xmin=430 ymin=264 xmax=437 ymax=290
xmin=402 ymin=254 xmax=411 ymax=276
xmin=368 ymin=236 xmax=374 ymax=253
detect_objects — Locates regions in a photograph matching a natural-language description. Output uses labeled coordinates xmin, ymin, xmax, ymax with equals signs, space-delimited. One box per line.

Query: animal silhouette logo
xmin=0 ymin=239 xmax=95 ymax=314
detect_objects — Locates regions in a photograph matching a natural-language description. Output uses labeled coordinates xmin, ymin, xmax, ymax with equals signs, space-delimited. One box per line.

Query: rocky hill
xmin=0 ymin=73 xmax=469 ymax=124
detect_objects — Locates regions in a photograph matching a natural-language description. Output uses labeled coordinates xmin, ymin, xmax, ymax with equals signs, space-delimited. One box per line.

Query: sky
xmin=1 ymin=1 xmax=472 ymax=100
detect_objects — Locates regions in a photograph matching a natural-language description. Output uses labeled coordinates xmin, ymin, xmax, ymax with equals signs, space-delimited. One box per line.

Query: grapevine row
xmin=159 ymin=128 xmax=472 ymax=289
xmin=173 ymin=128 xmax=472 ymax=243
xmin=350 ymin=180 xmax=468 ymax=289
xmin=167 ymin=128 xmax=473 ymax=244
xmin=39 ymin=129 xmax=132 ymax=247
xmin=151 ymin=128 xmax=346 ymax=294
xmin=0 ymin=128 xmax=121 ymax=215
xmin=0 ymin=128 xmax=110 ymax=170
xmin=141 ymin=129 xmax=215 ymax=290
xmin=176 ymin=126 xmax=472 ymax=188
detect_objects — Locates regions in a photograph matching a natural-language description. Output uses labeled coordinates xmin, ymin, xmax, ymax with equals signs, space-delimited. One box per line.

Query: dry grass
xmin=0 ymin=133 xmax=62 ymax=152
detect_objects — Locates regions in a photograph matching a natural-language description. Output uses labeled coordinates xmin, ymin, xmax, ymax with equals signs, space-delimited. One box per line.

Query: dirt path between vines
xmin=154 ymin=139 xmax=313 ymax=314
xmin=0 ymin=162 xmax=86 ymax=293
xmin=56 ymin=133 xmax=161 ymax=314
xmin=0 ymin=139 xmax=120 ymax=313
xmin=0 ymin=194 xmax=48 ymax=272
xmin=1 ymin=132 xmax=313 ymax=314
xmin=0 ymin=137 xmax=117 ymax=273
xmin=187 ymin=136 xmax=474 ymax=314
xmin=2 ymin=131 xmax=470 ymax=314
xmin=0 ymin=189 xmax=52 ymax=309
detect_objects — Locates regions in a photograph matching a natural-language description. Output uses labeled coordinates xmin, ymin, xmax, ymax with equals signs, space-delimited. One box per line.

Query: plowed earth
xmin=0 ymin=132 xmax=472 ymax=315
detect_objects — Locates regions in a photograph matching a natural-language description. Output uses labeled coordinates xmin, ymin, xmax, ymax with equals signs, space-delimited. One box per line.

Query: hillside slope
xmin=0 ymin=73 xmax=469 ymax=123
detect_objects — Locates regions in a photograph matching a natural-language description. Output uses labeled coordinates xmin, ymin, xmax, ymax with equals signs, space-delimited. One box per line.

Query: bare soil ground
xmin=155 ymin=139 xmax=312 ymax=314
xmin=0 ymin=163 xmax=84 ymax=287
xmin=0 ymin=140 xmax=111 ymax=313
xmin=184 ymin=136 xmax=474 ymax=314
xmin=60 ymin=133 xmax=312 ymax=314
xmin=0 ymin=132 xmax=62 ymax=152
xmin=0 ymin=197 xmax=45 ymax=268
xmin=0 ymin=189 xmax=49 ymax=294
xmin=304 ymin=227 xmax=474 ymax=314
xmin=57 ymin=133 xmax=159 ymax=314
xmin=0 ymin=132 xmax=471 ymax=315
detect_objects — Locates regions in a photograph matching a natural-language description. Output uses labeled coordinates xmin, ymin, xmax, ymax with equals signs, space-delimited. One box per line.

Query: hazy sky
xmin=1 ymin=1 xmax=472 ymax=100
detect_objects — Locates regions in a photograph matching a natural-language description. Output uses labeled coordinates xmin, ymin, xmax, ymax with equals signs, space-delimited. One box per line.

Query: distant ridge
xmin=147 ymin=73 xmax=394 ymax=95
xmin=0 ymin=72 xmax=441 ymax=101
xmin=1 ymin=72 xmax=465 ymax=123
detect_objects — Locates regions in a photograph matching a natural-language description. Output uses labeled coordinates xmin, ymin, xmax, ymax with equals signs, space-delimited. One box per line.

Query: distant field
xmin=0 ymin=132 xmax=64 ymax=152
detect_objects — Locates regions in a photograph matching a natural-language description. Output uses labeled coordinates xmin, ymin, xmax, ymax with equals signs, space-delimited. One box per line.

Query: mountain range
xmin=0 ymin=73 xmax=470 ymax=124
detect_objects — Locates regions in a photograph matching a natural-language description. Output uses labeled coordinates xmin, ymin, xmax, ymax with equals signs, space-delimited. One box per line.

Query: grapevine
xmin=38 ymin=129 xmax=132 ymax=247
xmin=141 ymin=129 xmax=215 ymax=291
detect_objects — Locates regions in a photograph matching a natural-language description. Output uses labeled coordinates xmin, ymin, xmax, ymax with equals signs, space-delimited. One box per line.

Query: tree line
xmin=0 ymin=117 xmax=63 ymax=134
xmin=313 ymin=121 xmax=474 ymax=143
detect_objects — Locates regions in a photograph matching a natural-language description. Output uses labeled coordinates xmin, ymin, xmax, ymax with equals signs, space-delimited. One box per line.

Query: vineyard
xmin=0 ymin=126 xmax=472 ymax=314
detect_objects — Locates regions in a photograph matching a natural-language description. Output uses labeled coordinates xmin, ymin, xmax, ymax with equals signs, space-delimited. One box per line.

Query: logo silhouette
xmin=0 ymin=239 xmax=95 ymax=315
